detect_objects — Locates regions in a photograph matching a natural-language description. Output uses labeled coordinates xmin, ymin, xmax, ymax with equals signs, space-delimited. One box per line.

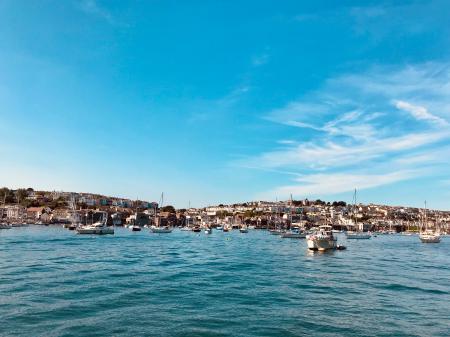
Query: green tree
xmin=16 ymin=189 xmax=29 ymax=204
xmin=0 ymin=187 xmax=15 ymax=203
xmin=161 ymin=205 xmax=175 ymax=213
xmin=216 ymin=210 xmax=231 ymax=219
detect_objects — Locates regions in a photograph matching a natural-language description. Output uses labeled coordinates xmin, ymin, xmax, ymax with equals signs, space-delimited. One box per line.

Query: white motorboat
xmin=216 ymin=225 xmax=224 ymax=231
xmin=239 ymin=225 xmax=248 ymax=233
xmin=307 ymin=225 xmax=337 ymax=251
xmin=150 ymin=225 xmax=172 ymax=233
xmin=281 ymin=229 xmax=306 ymax=239
xmin=77 ymin=212 xmax=114 ymax=235
xmin=346 ymin=231 xmax=372 ymax=239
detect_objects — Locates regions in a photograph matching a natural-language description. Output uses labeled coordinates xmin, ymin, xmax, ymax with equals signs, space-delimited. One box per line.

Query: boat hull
xmin=346 ymin=232 xmax=371 ymax=239
xmin=307 ymin=237 xmax=337 ymax=251
xmin=269 ymin=230 xmax=283 ymax=235
xmin=151 ymin=228 xmax=172 ymax=233
xmin=419 ymin=235 xmax=440 ymax=243
xmin=281 ymin=232 xmax=306 ymax=239
xmin=77 ymin=227 xmax=114 ymax=235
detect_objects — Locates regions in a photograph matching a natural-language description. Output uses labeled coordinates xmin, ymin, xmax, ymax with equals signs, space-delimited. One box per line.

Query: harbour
xmin=2 ymin=1 xmax=450 ymax=335
xmin=1 ymin=226 xmax=449 ymax=336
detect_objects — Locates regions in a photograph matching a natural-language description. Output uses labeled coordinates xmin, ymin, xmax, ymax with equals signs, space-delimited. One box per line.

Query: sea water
xmin=1 ymin=227 xmax=449 ymax=336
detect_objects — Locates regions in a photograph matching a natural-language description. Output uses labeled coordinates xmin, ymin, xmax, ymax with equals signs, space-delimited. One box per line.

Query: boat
xmin=180 ymin=226 xmax=192 ymax=231
xmin=306 ymin=225 xmax=338 ymax=251
xmin=269 ymin=229 xmax=284 ymax=235
xmin=150 ymin=225 xmax=172 ymax=233
xmin=281 ymin=229 xmax=306 ymax=239
xmin=111 ymin=213 xmax=123 ymax=226
xmin=419 ymin=230 xmax=441 ymax=243
xmin=223 ymin=224 xmax=231 ymax=232
xmin=239 ymin=225 xmax=248 ymax=233
xmin=150 ymin=192 xmax=172 ymax=233
xmin=0 ymin=223 xmax=12 ymax=229
xmin=77 ymin=212 xmax=114 ymax=235
xmin=419 ymin=201 xmax=440 ymax=243
xmin=192 ymin=226 xmax=201 ymax=232
xmin=205 ymin=227 xmax=212 ymax=234
xmin=346 ymin=231 xmax=372 ymax=239
xmin=216 ymin=225 xmax=224 ymax=231
xmin=68 ymin=196 xmax=81 ymax=231
xmin=346 ymin=189 xmax=371 ymax=240
xmin=131 ymin=225 xmax=142 ymax=232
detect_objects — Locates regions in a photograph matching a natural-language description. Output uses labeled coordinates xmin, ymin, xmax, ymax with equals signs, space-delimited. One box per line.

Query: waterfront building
xmin=5 ymin=205 xmax=26 ymax=219
xmin=26 ymin=207 xmax=52 ymax=219
xmin=52 ymin=208 xmax=69 ymax=221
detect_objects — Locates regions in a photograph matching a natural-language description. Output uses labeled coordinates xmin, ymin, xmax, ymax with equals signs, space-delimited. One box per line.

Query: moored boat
xmin=269 ymin=229 xmax=284 ymax=235
xmin=239 ymin=225 xmax=248 ymax=233
xmin=150 ymin=225 xmax=172 ymax=233
xmin=346 ymin=231 xmax=372 ymax=239
xmin=419 ymin=201 xmax=440 ymax=243
xmin=0 ymin=222 xmax=12 ymax=229
xmin=419 ymin=230 xmax=441 ymax=243
xmin=77 ymin=212 xmax=114 ymax=235
xmin=346 ymin=189 xmax=371 ymax=239
xmin=306 ymin=225 xmax=337 ymax=251
xmin=281 ymin=229 xmax=306 ymax=239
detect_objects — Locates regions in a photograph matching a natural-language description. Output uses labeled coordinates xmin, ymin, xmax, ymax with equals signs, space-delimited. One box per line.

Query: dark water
xmin=1 ymin=227 xmax=449 ymax=337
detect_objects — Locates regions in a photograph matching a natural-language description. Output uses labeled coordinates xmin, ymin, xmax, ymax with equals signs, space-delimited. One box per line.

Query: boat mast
xmin=424 ymin=200 xmax=427 ymax=231
xmin=353 ymin=189 xmax=357 ymax=232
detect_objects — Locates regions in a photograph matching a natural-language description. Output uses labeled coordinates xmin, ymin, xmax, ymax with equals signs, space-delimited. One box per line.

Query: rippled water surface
xmin=1 ymin=227 xmax=449 ymax=337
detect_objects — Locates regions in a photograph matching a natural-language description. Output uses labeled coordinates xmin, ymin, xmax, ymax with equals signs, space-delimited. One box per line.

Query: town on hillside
xmin=1 ymin=187 xmax=449 ymax=233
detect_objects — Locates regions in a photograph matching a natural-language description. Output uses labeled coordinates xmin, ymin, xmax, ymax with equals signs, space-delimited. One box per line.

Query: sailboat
xmin=419 ymin=201 xmax=440 ymax=243
xmin=282 ymin=194 xmax=306 ymax=238
xmin=68 ymin=195 xmax=80 ymax=230
xmin=346 ymin=189 xmax=371 ymax=239
xmin=150 ymin=193 xmax=172 ymax=233
xmin=77 ymin=211 xmax=114 ymax=235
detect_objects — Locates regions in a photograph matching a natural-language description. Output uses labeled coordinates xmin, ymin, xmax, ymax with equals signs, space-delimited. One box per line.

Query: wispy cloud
xmin=265 ymin=170 xmax=420 ymax=198
xmin=78 ymin=0 xmax=114 ymax=24
xmin=394 ymin=100 xmax=449 ymax=126
xmin=252 ymin=53 xmax=270 ymax=67
xmin=185 ymin=84 xmax=250 ymax=124
xmin=240 ymin=62 xmax=450 ymax=199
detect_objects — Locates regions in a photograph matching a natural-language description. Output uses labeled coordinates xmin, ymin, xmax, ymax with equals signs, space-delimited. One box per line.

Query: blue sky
xmin=1 ymin=0 xmax=450 ymax=208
